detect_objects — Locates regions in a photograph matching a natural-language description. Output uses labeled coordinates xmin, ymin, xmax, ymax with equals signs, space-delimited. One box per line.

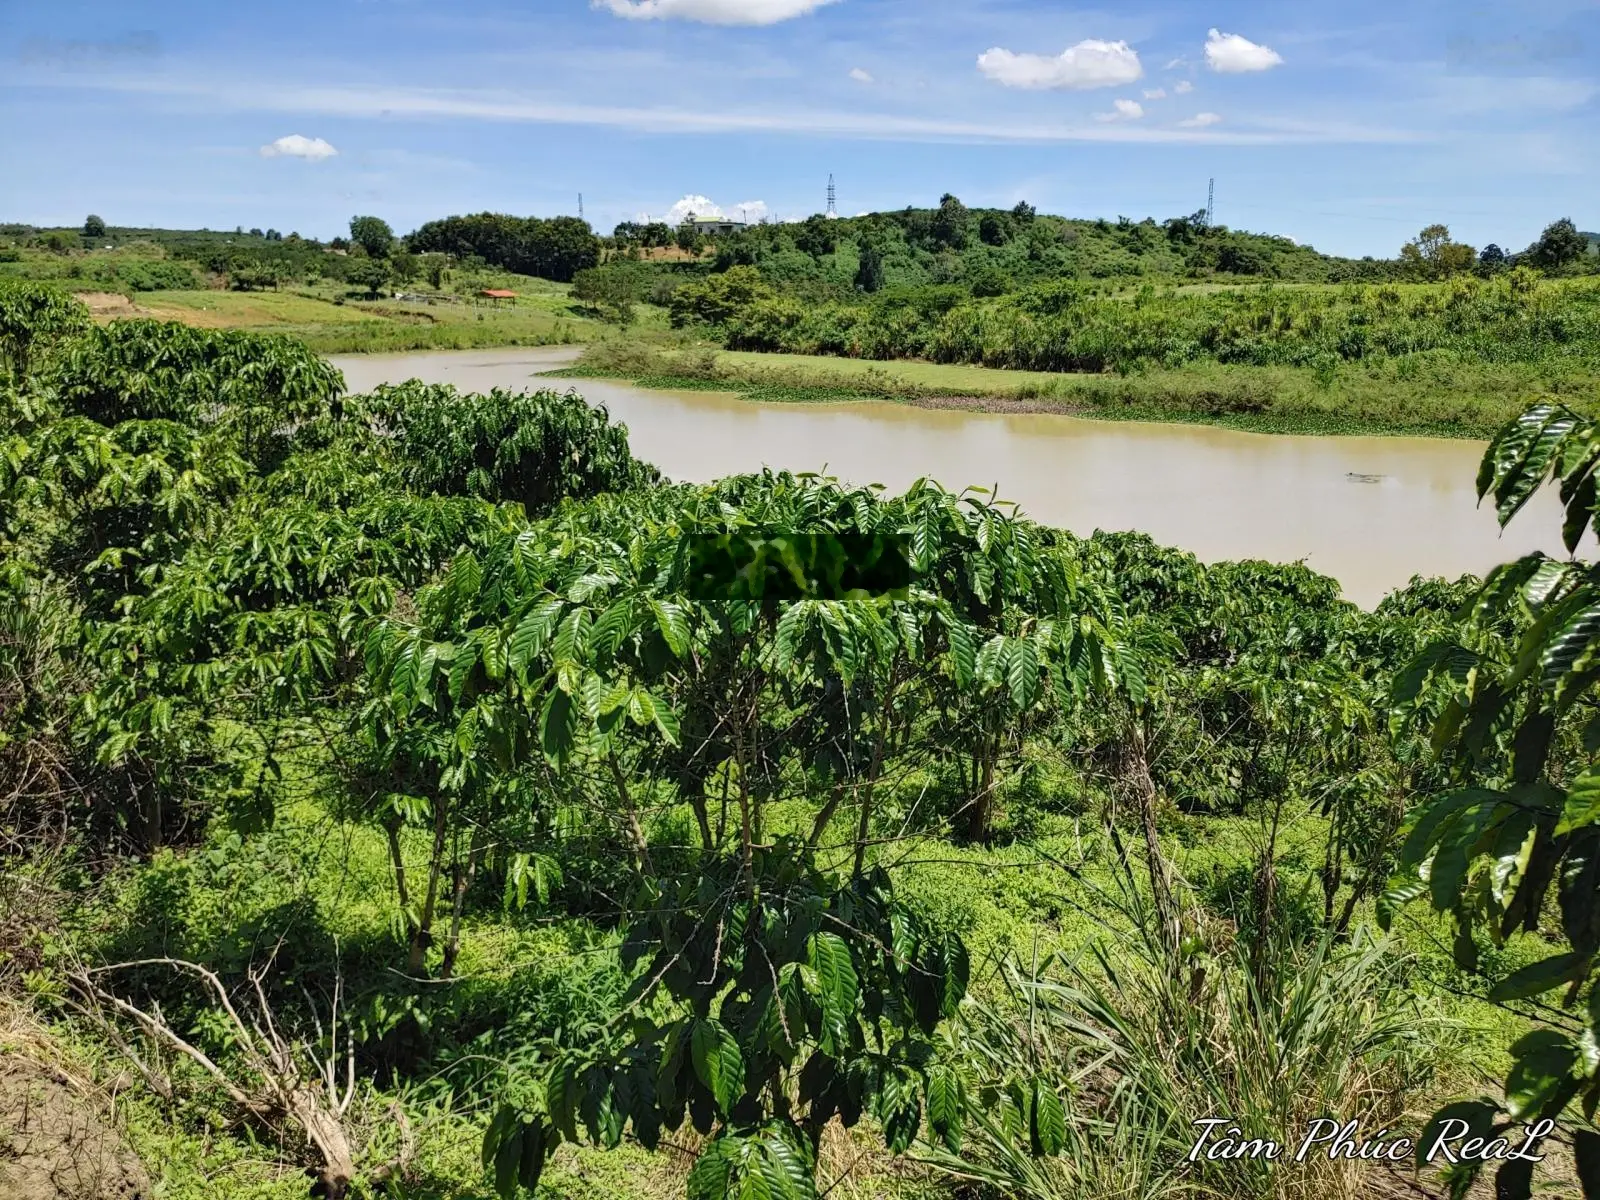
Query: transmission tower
xmin=578 ymin=193 xmax=585 ymax=222
xmin=1205 ymin=178 xmax=1214 ymax=227
xmin=826 ymin=175 xmax=837 ymax=217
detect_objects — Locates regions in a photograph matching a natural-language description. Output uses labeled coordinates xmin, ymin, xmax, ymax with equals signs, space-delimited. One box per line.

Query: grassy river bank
xmin=551 ymin=337 xmax=1600 ymax=439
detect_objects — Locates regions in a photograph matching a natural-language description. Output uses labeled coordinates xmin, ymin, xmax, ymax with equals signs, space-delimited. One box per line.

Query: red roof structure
xmin=479 ymin=288 xmax=517 ymax=299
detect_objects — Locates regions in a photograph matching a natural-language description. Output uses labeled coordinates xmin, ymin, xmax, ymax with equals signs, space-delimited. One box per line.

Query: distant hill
xmin=672 ymin=203 xmax=1407 ymax=291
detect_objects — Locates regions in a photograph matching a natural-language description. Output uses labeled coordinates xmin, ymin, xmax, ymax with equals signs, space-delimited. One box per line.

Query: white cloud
xmin=1174 ymin=79 xmax=1194 ymax=94
xmin=977 ymin=39 xmax=1142 ymax=91
xmin=658 ymin=195 xmax=769 ymax=224
xmin=663 ymin=194 xmax=721 ymax=223
xmin=1143 ymin=87 xmax=1166 ymax=100
xmin=1096 ymin=98 xmax=1145 ymax=122
xmin=849 ymin=67 xmax=873 ymax=83
xmin=595 ymin=0 xmax=839 ymax=24
xmin=259 ymin=133 xmax=338 ymax=160
xmin=1180 ymin=111 xmax=1223 ymax=127
xmin=1205 ymin=29 xmax=1283 ymax=73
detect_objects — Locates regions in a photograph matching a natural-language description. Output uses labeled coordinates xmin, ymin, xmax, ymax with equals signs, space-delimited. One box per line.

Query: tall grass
xmin=922 ymin=867 xmax=1431 ymax=1200
xmin=267 ymin=317 xmax=586 ymax=355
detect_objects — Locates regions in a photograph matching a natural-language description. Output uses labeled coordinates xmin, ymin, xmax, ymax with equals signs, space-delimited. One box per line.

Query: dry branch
xmin=67 ymin=954 xmax=361 ymax=1199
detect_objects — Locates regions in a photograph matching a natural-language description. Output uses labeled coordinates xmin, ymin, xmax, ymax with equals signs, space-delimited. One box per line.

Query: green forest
xmin=8 ymin=260 xmax=1600 ymax=1200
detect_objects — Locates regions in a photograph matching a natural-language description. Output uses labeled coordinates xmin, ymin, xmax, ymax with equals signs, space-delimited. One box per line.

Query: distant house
xmin=478 ymin=288 xmax=516 ymax=304
xmin=690 ymin=219 xmax=747 ymax=237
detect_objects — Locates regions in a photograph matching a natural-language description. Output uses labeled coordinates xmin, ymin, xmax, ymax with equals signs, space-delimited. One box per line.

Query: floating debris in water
xmin=1346 ymin=472 xmax=1385 ymax=484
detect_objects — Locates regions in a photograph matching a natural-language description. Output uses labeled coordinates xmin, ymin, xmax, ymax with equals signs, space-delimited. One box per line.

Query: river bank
xmin=328 ymin=346 xmax=1580 ymax=607
xmin=88 ymin=281 xmax=1596 ymax=439
xmin=554 ymin=339 xmax=1600 ymax=440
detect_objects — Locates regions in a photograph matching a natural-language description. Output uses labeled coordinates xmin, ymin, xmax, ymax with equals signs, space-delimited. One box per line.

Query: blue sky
xmin=2 ymin=0 xmax=1595 ymax=257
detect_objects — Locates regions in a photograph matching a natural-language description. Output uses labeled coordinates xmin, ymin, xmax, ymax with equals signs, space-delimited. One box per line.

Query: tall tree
xmin=930 ymin=194 xmax=970 ymax=250
xmin=348 ymin=215 xmax=395 ymax=259
xmin=570 ymin=266 xmax=642 ymax=325
xmin=854 ymin=239 xmax=886 ymax=293
xmin=978 ymin=212 xmax=1011 ymax=246
xmin=528 ymin=216 xmax=601 ymax=281
xmin=1530 ymin=217 xmax=1587 ymax=271
xmin=345 ymin=256 xmax=391 ymax=298
xmin=83 ymin=215 xmax=106 ymax=239
xmin=1400 ymin=224 xmax=1476 ymax=280
xmin=795 ymin=215 xmax=837 ymax=260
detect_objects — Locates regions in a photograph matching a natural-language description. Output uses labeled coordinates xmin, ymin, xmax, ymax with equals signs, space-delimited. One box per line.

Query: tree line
xmin=1400 ymin=218 xmax=1593 ymax=280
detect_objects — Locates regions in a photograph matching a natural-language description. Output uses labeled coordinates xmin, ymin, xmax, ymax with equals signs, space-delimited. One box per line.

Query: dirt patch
xmin=0 ymin=1047 xmax=150 ymax=1200
xmin=124 ymin=303 xmax=237 ymax=329
xmin=70 ymin=293 xmax=136 ymax=317
xmin=70 ymin=291 xmax=212 ymax=330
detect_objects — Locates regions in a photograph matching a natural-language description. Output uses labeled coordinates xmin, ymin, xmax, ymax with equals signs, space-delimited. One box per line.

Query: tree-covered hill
xmin=613 ymin=198 xmax=1399 ymax=292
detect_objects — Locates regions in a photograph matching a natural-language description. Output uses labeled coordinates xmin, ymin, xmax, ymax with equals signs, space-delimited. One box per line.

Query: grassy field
xmin=74 ymin=281 xmax=609 ymax=354
xmin=558 ymin=337 xmax=1600 ymax=438
xmin=0 ymin=238 xmax=622 ymax=353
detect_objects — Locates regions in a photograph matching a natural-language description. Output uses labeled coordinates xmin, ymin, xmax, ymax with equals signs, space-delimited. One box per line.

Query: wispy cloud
xmin=1205 ymin=29 xmax=1284 ymax=73
xmin=593 ymin=0 xmax=840 ymax=24
xmin=1180 ymin=112 xmax=1223 ymax=128
xmin=849 ymin=67 xmax=873 ymax=83
xmin=36 ymin=74 xmax=1423 ymax=147
xmin=1143 ymin=87 xmax=1167 ymax=100
xmin=977 ymin=39 xmax=1142 ymax=91
xmin=1174 ymin=80 xmax=1194 ymax=94
xmin=259 ymin=133 xmax=338 ymax=159
xmin=1424 ymin=75 xmax=1598 ymax=116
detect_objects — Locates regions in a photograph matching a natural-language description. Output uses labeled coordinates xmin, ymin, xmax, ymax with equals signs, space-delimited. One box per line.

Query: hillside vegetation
xmin=667 ymin=266 xmax=1600 ymax=374
xmin=7 ymin=204 xmax=1599 ymax=435
xmin=6 ymin=277 xmax=1600 ymax=1199
xmin=577 ymin=209 xmax=1600 ymax=437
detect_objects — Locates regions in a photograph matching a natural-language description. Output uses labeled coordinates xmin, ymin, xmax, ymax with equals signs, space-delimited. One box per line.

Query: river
xmin=329 ymin=347 xmax=1574 ymax=608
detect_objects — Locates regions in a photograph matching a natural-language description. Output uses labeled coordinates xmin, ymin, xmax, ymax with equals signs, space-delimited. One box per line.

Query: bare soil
xmin=0 ymin=1050 xmax=150 ymax=1200
xmin=70 ymin=293 xmax=136 ymax=317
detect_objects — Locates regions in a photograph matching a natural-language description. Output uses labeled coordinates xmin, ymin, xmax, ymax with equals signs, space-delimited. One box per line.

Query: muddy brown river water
xmin=329 ymin=347 xmax=1575 ymax=608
